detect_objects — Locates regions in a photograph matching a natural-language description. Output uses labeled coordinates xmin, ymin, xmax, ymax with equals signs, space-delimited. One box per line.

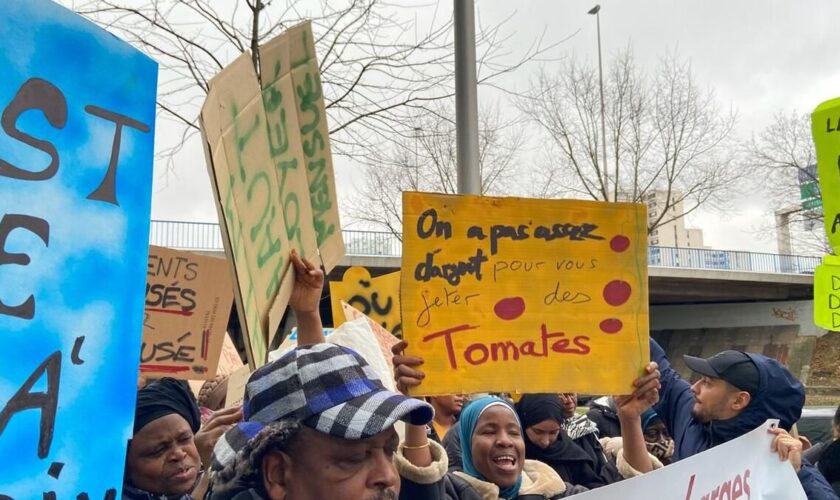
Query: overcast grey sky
xmin=145 ymin=0 xmax=840 ymax=254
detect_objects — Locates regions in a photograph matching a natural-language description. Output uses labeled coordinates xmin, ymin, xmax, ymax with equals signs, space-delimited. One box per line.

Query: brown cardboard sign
xmin=200 ymin=21 xmax=345 ymax=368
xmin=200 ymin=52 xmax=296 ymax=368
xmin=259 ymin=21 xmax=345 ymax=273
xmin=225 ymin=365 xmax=251 ymax=409
xmin=140 ymin=246 xmax=234 ymax=379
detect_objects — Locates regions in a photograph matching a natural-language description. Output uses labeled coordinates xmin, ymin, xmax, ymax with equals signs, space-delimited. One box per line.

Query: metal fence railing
xmin=150 ymin=220 xmax=821 ymax=275
xmin=149 ymin=220 xmax=225 ymax=251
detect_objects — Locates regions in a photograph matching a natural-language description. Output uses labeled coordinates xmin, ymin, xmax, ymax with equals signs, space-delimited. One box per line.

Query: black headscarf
xmin=515 ymin=394 xmax=608 ymax=489
xmin=134 ymin=377 xmax=201 ymax=435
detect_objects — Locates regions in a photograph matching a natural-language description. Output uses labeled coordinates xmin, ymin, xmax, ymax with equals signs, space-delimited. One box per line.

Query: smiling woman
xmin=395 ymin=396 xmax=590 ymax=499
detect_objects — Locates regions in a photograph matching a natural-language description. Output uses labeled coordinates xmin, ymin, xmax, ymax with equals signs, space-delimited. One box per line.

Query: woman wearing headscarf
xmin=397 ymin=395 xmax=588 ymax=499
xmin=599 ymin=408 xmax=670 ymax=479
xmin=124 ymin=377 xmax=204 ymax=499
xmin=515 ymin=394 xmax=615 ymax=489
xmin=392 ymin=340 xmax=663 ymax=499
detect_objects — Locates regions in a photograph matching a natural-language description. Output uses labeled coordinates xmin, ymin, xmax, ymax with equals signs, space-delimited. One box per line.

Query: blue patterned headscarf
xmin=459 ymin=396 xmax=523 ymax=499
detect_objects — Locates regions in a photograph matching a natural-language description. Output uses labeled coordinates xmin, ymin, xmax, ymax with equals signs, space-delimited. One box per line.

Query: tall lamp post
xmin=588 ymin=4 xmax=608 ymax=200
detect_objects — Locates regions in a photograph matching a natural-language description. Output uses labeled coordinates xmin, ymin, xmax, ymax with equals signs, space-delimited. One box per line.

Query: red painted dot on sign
xmin=603 ymin=280 xmax=632 ymax=306
xmin=610 ymin=235 xmax=630 ymax=253
xmin=599 ymin=318 xmax=623 ymax=334
xmin=494 ymin=297 xmax=526 ymax=320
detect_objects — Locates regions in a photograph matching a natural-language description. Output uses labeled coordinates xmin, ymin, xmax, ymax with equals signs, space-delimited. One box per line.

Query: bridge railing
xmin=149 ymin=220 xmax=821 ymax=275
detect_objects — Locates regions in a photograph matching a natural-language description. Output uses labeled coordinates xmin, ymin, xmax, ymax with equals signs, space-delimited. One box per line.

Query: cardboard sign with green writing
xmin=200 ymin=21 xmax=344 ymax=367
xmin=141 ymin=246 xmax=234 ymax=379
xmin=812 ymin=97 xmax=840 ymax=253
xmin=259 ymin=23 xmax=343 ymax=270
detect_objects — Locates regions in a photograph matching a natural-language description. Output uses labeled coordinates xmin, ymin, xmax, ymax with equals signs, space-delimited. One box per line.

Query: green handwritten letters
xmin=201 ymin=23 xmax=345 ymax=366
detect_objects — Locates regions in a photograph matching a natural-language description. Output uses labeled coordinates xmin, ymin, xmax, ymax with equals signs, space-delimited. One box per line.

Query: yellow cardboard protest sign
xmin=330 ymin=267 xmax=402 ymax=336
xmin=812 ymin=97 xmax=840 ymax=253
xmin=813 ymin=255 xmax=840 ymax=330
xmin=401 ymin=192 xmax=649 ymax=396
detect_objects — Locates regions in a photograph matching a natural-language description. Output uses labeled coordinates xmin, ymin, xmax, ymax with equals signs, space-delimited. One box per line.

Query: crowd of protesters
xmin=124 ymin=252 xmax=840 ymax=499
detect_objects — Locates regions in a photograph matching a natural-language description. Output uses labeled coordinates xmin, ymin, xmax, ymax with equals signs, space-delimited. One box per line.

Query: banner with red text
xmin=401 ymin=192 xmax=649 ymax=395
xmin=572 ymin=420 xmax=806 ymax=500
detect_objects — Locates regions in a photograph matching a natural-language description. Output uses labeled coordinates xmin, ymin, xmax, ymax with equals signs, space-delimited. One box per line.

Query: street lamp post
xmin=588 ymin=4 xmax=608 ymax=201
xmin=454 ymin=0 xmax=481 ymax=195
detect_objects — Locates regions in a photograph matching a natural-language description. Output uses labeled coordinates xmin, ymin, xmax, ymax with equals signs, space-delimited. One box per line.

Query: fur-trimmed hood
xmin=451 ymin=460 xmax=566 ymax=500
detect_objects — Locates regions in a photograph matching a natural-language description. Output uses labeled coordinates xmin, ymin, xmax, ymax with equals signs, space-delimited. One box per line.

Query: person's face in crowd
xmin=432 ymin=395 xmax=466 ymax=418
xmin=690 ymin=376 xmax=750 ymax=423
xmin=263 ymin=426 xmax=400 ymax=500
xmin=471 ymin=406 xmax=525 ymax=488
xmin=525 ymin=418 xmax=562 ymax=449
xmin=643 ymin=421 xmax=669 ymax=445
xmin=125 ymin=413 xmax=200 ymax=496
xmin=559 ymin=393 xmax=577 ymax=419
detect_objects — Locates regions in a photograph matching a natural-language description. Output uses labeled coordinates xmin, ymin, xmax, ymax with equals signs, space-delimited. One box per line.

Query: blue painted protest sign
xmin=0 ymin=0 xmax=157 ymax=497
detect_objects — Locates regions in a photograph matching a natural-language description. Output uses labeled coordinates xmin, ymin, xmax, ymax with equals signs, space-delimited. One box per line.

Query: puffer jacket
xmin=651 ymin=338 xmax=839 ymax=500
xmin=396 ymin=441 xmax=588 ymax=499
xmin=586 ymin=397 xmax=621 ymax=438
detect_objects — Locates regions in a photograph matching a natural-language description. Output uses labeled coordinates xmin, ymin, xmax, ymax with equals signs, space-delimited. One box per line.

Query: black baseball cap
xmin=684 ymin=350 xmax=760 ymax=396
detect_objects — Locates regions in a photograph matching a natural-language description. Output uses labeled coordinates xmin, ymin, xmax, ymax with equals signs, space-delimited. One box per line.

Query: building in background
xmin=645 ymin=190 xmax=707 ymax=248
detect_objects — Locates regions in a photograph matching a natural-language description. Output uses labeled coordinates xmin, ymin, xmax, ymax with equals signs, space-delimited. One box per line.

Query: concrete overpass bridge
xmin=150 ymin=220 xmax=827 ymax=384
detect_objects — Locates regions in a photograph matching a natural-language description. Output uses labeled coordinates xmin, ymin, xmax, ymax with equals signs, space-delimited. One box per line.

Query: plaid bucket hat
xmin=211 ymin=343 xmax=433 ymax=471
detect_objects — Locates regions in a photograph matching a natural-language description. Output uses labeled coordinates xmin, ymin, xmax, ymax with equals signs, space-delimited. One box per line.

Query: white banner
xmin=574 ymin=420 xmax=806 ymax=500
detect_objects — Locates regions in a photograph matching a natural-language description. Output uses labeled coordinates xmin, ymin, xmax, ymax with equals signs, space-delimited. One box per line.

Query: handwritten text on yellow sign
xmin=330 ymin=267 xmax=401 ymax=336
xmin=400 ymin=192 xmax=649 ymax=395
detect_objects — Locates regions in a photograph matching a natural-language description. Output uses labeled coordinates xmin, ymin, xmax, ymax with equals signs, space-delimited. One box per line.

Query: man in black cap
xmin=649 ymin=339 xmax=838 ymax=499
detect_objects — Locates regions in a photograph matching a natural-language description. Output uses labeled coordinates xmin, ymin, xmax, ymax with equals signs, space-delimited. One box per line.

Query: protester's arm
xmin=391 ymin=340 xmax=449 ymax=499
xmin=393 ymin=340 xmax=434 ymax=467
xmin=615 ymin=362 xmax=660 ymax=475
xmin=289 ymin=250 xmax=325 ymax=345
xmin=772 ymin=429 xmax=839 ymax=500
xmin=798 ymin=460 xmax=840 ymax=500
xmin=650 ymin=338 xmax=695 ymax=441
xmin=769 ymin=427 xmax=839 ymax=500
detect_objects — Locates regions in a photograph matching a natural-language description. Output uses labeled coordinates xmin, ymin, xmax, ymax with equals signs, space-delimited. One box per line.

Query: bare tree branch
xmin=347 ymin=101 xmax=523 ymax=237
xmin=519 ymin=47 xmax=741 ymax=236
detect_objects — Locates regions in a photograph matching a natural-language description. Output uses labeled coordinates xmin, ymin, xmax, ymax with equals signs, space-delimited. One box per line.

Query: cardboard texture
xmin=201 ymin=52 xmax=294 ymax=368
xmin=400 ymin=192 xmax=649 ymax=396
xmin=140 ymin=246 xmax=234 ymax=379
xmin=201 ymin=21 xmax=346 ymax=368
xmin=341 ymin=301 xmax=401 ymax=371
xmin=259 ymin=22 xmax=345 ymax=272
xmin=812 ymin=96 xmax=840 ymax=254
xmin=331 ymin=267 xmax=402 ymax=336
xmin=259 ymin=29 xmax=320 ymax=265
xmin=218 ymin=332 xmax=246 ymax=376
xmin=225 ymin=365 xmax=251 ymax=409
xmin=0 ymin=0 xmax=157 ymax=495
